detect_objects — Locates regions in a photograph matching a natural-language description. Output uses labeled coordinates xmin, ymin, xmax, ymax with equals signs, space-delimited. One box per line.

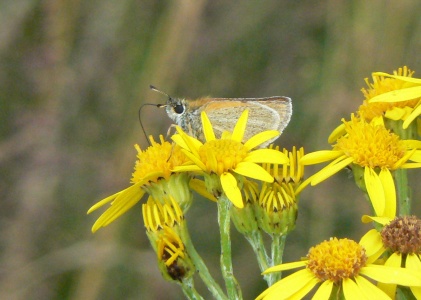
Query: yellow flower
xmin=255 ymin=146 xmax=304 ymax=235
xmin=87 ymin=135 xmax=191 ymax=232
xmin=364 ymin=66 xmax=421 ymax=129
xmin=301 ymin=115 xmax=421 ymax=217
xmin=257 ymin=237 xmax=421 ymax=300
xmin=361 ymin=215 xmax=421 ymax=299
xmin=172 ymin=110 xmax=289 ymax=208
xmin=141 ymin=196 xmax=195 ymax=282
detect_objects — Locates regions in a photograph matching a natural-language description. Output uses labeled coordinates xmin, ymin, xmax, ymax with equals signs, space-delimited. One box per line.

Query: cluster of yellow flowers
xmin=88 ymin=66 xmax=421 ymax=300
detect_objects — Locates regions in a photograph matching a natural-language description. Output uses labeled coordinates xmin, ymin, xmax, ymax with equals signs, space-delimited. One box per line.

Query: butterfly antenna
xmin=150 ymin=85 xmax=171 ymax=108
xmin=138 ymin=103 xmax=160 ymax=146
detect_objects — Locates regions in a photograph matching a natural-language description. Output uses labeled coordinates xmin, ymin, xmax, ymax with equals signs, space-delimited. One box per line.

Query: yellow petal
xmin=364 ymin=167 xmax=385 ymax=216
xmin=342 ymin=278 xmax=365 ymax=299
xmin=368 ymin=86 xmax=421 ymax=103
xmin=360 ymin=265 xmax=421 ymax=286
xmin=312 ymin=280 xmax=333 ymax=300
xmin=262 ymin=260 xmax=307 ymax=274
xmin=328 ymin=123 xmax=346 ymax=144
xmin=411 ymin=285 xmax=421 ymax=300
xmin=384 ymin=106 xmax=410 ymax=120
xmin=361 ymin=215 xmax=391 ymax=225
xmin=244 ymin=148 xmax=289 ymax=164
xmin=90 ymin=184 xmax=145 ymax=232
xmin=244 ymin=130 xmax=280 ymax=150
xmin=379 ymin=168 xmax=396 ymax=218
xmin=407 ymin=255 xmax=421 ymax=300
xmin=220 ymin=172 xmax=243 ymax=208
xmin=173 ymin=164 xmax=203 ymax=172
xmin=231 ymin=110 xmax=248 ymax=142
xmin=174 ymin=126 xmax=202 ymax=156
xmin=295 ymin=177 xmax=312 ymax=195
xmin=403 ymin=103 xmax=421 ymax=129
xmin=258 ymin=269 xmax=315 ymax=300
xmin=290 ymin=277 xmax=320 ymax=300
xmin=359 ymin=229 xmax=384 ymax=259
xmin=87 ymin=190 xmax=125 ymax=214
xmin=310 ymin=156 xmax=353 ymax=185
xmin=201 ymin=111 xmax=216 ymax=141
xmin=233 ymin=161 xmax=273 ymax=182
xmin=406 ymin=254 xmax=421 ymax=271
xmin=372 ymin=72 xmax=421 ymax=85
xmin=406 ymin=149 xmax=421 ymax=162
xmin=300 ymin=150 xmax=343 ymax=165
xmin=180 ymin=149 xmax=207 ymax=170
xmin=393 ymin=148 xmax=417 ymax=169
xmin=401 ymin=140 xmax=421 ymax=149
xmin=354 ymin=276 xmax=390 ymax=300
xmin=401 ymin=162 xmax=421 ymax=169
xmin=171 ymin=134 xmax=189 ymax=150
xmin=385 ymin=252 xmax=402 ymax=267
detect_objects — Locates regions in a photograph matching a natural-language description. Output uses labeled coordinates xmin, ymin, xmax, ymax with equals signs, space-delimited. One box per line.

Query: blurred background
xmin=1 ymin=1 xmax=421 ymax=299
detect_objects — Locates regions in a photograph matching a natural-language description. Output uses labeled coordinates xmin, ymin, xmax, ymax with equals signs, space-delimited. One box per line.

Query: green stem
xmin=180 ymin=277 xmax=204 ymax=300
xmin=394 ymin=168 xmax=411 ymax=215
xmin=269 ymin=234 xmax=286 ymax=286
xmin=180 ymin=223 xmax=228 ymax=300
xmin=218 ymin=195 xmax=242 ymax=300
xmin=244 ymin=230 xmax=270 ymax=284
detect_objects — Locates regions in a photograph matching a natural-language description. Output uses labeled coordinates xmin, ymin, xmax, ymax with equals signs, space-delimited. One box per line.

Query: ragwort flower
xmin=256 ymin=237 xmax=421 ymax=300
xmin=143 ymin=196 xmax=195 ymax=282
xmin=361 ymin=215 xmax=421 ymax=299
xmin=255 ymin=146 xmax=304 ymax=236
xmin=301 ymin=115 xmax=421 ymax=217
xmin=364 ymin=66 xmax=421 ymax=130
xmin=172 ymin=110 xmax=289 ymax=208
xmin=87 ymin=135 xmax=191 ymax=232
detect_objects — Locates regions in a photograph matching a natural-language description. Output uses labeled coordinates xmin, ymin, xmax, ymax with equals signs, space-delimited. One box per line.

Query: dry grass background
xmin=1 ymin=1 xmax=421 ymax=299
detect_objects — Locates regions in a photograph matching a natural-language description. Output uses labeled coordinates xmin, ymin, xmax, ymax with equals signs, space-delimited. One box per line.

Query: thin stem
xmin=269 ymin=234 xmax=286 ymax=285
xmin=180 ymin=222 xmax=228 ymax=300
xmin=394 ymin=168 xmax=411 ymax=216
xmin=180 ymin=277 xmax=204 ymax=300
xmin=244 ymin=230 xmax=270 ymax=284
xmin=218 ymin=195 xmax=242 ymax=300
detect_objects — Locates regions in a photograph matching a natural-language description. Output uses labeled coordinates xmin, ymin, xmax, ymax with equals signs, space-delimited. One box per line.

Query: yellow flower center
xmin=334 ymin=117 xmax=405 ymax=169
xmin=306 ymin=238 xmax=367 ymax=283
xmin=359 ymin=66 xmax=420 ymax=121
xmin=131 ymin=135 xmax=189 ymax=183
xmin=381 ymin=216 xmax=421 ymax=254
xmin=198 ymin=139 xmax=248 ymax=174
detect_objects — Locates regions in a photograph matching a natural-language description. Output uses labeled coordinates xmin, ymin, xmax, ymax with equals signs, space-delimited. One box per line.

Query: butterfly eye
xmin=174 ymin=104 xmax=185 ymax=114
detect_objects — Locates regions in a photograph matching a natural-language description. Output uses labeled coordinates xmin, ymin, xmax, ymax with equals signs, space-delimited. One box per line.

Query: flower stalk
xmin=269 ymin=234 xmax=286 ymax=286
xmin=218 ymin=194 xmax=242 ymax=300
xmin=178 ymin=218 xmax=228 ymax=300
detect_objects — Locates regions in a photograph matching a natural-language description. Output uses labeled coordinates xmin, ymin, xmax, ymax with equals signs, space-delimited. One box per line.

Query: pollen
xmin=306 ymin=238 xmax=367 ymax=283
xmin=381 ymin=216 xmax=421 ymax=254
xmin=359 ymin=66 xmax=419 ymax=121
xmin=131 ymin=135 xmax=188 ymax=183
xmin=198 ymin=139 xmax=248 ymax=174
xmin=334 ymin=117 xmax=405 ymax=169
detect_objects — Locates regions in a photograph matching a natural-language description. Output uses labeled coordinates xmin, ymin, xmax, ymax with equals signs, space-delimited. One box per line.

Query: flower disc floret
xmin=132 ymin=135 xmax=189 ymax=183
xmin=381 ymin=216 xmax=421 ymax=254
xmin=199 ymin=139 xmax=248 ymax=174
xmin=334 ymin=117 xmax=405 ymax=169
xmin=307 ymin=238 xmax=367 ymax=283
